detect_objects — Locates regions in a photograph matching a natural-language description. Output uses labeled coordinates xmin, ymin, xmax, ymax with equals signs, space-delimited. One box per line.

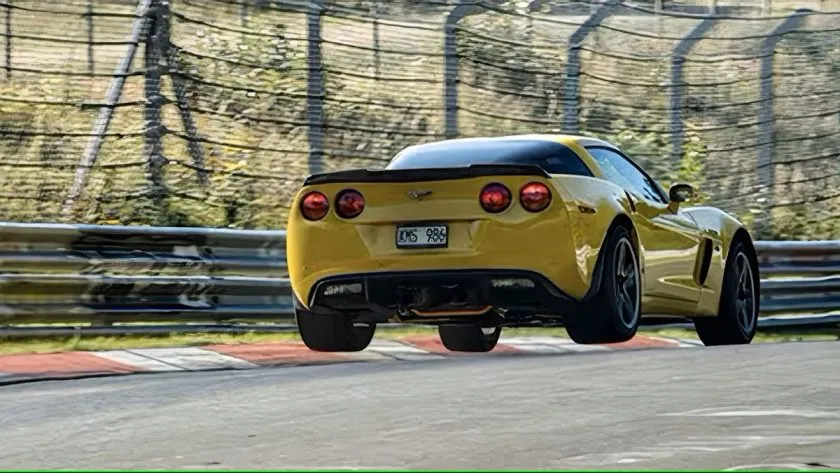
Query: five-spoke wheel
xmin=565 ymin=224 xmax=641 ymax=344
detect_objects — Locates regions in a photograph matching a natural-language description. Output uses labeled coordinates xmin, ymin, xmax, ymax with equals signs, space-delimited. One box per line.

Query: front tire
xmin=693 ymin=240 xmax=758 ymax=346
xmin=438 ymin=325 xmax=501 ymax=352
xmin=565 ymin=224 xmax=641 ymax=344
xmin=296 ymin=308 xmax=376 ymax=352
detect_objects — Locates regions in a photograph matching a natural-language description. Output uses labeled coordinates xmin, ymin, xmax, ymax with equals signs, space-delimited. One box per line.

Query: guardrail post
xmin=443 ymin=1 xmax=487 ymax=139
xmin=669 ymin=18 xmax=717 ymax=165
xmin=755 ymin=8 xmax=810 ymax=238
xmin=307 ymin=0 xmax=325 ymax=175
xmin=563 ymin=0 xmax=618 ymax=134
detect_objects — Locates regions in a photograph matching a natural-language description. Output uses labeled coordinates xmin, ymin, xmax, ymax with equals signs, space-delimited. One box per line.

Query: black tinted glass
xmin=587 ymin=147 xmax=666 ymax=203
xmin=386 ymin=140 xmax=594 ymax=177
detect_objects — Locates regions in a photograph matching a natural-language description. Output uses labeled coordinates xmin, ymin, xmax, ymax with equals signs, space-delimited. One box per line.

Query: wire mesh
xmin=0 ymin=0 xmax=837 ymax=238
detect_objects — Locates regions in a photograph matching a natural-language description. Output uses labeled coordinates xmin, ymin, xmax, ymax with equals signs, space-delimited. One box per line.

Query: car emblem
xmin=406 ymin=190 xmax=433 ymax=200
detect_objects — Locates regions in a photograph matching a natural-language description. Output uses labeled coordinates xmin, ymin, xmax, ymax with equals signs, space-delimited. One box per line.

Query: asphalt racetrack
xmin=1 ymin=341 xmax=839 ymax=470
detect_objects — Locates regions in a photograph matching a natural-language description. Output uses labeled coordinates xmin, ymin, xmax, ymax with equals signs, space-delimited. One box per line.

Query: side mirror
xmin=669 ymin=183 xmax=694 ymax=203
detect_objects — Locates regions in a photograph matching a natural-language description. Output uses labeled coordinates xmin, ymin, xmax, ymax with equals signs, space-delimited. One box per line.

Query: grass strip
xmin=1 ymin=325 xmax=838 ymax=356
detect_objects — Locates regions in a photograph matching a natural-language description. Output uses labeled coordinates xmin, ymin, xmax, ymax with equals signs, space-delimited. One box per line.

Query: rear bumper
xmin=304 ymin=269 xmax=579 ymax=320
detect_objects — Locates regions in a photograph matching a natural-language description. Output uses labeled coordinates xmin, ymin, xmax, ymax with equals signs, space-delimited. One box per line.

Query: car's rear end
xmin=287 ymin=162 xmax=593 ymax=322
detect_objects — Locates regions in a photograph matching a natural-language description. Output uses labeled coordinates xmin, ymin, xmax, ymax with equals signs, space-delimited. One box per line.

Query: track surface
xmin=1 ymin=341 xmax=839 ymax=470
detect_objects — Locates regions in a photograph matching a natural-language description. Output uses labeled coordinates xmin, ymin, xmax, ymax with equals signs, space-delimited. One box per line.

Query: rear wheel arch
xmin=612 ymin=213 xmax=639 ymax=252
xmin=568 ymin=221 xmax=641 ymax=344
xmin=582 ymin=214 xmax=639 ymax=301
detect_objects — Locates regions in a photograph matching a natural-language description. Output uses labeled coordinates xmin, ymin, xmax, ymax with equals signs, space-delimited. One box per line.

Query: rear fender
xmin=549 ymin=176 xmax=637 ymax=300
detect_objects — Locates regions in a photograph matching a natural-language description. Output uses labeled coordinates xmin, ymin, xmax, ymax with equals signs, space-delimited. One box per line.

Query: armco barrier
xmin=0 ymin=222 xmax=291 ymax=324
xmin=754 ymin=241 xmax=840 ymax=315
xmin=0 ymin=222 xmax=837 ymax=327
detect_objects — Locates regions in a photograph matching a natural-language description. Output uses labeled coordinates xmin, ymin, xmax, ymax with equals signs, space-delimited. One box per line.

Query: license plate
xmin=396 ymin=224 xmax=449 ymax=249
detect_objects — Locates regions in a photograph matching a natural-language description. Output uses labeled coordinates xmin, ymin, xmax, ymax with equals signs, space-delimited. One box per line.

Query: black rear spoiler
xmin=303 ymin=164 xmax=550 ymax=186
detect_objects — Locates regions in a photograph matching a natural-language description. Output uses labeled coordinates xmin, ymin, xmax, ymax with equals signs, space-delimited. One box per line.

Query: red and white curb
xmin=0 ymin=335 xmax=700 ymax=384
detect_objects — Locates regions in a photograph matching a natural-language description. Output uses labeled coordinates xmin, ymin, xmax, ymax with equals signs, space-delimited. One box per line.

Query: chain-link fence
xmin=0 ymin=0 xmax=838 ymax=239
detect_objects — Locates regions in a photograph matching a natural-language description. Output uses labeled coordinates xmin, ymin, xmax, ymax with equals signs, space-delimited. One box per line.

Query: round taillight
xmin=520 ymin=182 xmax=552 ymax=212
xmin=300 ymin=191 xmax=329 ymax=221
xmin=335 ymin=189 xmax=365 ymax=219
xmin=480 ymin=183 xmax=512 ymax=213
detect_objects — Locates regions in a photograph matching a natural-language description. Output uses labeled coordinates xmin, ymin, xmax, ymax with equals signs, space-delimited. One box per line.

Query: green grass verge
xmin=1 ymin=325 xmax=838 ymax=356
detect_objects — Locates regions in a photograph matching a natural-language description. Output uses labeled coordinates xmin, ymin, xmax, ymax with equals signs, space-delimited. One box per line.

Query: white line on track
xmin=91 ymin=350 xmax=187 ymax=372
xmin=660 ymin=407 xmax=840 ymax=419
xmin=501 ymin=336 xmax=610 ymax=353
xmin=366 ymin=339 xmax=446 ymax=361
xmin=126 ymin=347 xmax=259 ymax=371
xmin=723 ymin=464 xmax=820 ymax=471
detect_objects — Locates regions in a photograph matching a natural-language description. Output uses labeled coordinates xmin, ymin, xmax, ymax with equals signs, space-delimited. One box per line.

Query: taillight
xmin=335 ymin=189 xmax=365 ymax=219
xmin=300 ymin=191 xmax=329 ymax=221
xmin=480 ymin=183 xmax=512 ymax=213
xmin=519 ymin=182 xmax=552 ymax=212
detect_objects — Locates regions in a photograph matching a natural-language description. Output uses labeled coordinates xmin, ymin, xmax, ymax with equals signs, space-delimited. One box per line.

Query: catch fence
xmin=0 ymin=0 xmax=838 ymax=239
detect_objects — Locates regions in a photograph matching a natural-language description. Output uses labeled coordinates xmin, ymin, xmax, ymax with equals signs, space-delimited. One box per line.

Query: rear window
xmin=386 ymin=139 xmax=594 ymax=177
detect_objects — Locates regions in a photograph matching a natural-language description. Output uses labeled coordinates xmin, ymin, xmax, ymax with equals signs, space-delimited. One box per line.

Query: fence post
xmin=526 ymin=1 xmax=555 ymax=53
xmin=563 ymin=0 xmax=618 ymax=134
xmin=527 ymin=0 xmax=552 ymax=11
xmin=239 ymin=0 xmax=248 ymax=27
xmin=654 ymin=0 xmax=663 ymax=36
xmin=87 ymin=0 xmax=95 ymax=74
xmin=307 ymin=0 xmax=325 ymax=175
xmin=144 ymin=0 xmax=166 ymax=206
xmin=163 ymin=3 xmax=207 ymax=186
xmin=372 ymin=3 xmax=380 ymax=80
xmin=62 ymin=0 xmax=155 ymax=217
xmin=669 ymin=18 xmax=717 ymax=165
xmin=755 ymin=8 xmax=809 ymax=238
xmin=443 ymin=1 xmax=485 ymax=140
xmin=4 ymin=0 xmax=10 ymax=80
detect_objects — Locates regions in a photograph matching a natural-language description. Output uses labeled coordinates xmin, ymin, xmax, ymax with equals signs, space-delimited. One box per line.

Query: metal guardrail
xmin=0 ymin=222 xmax=837 ymax=331
xmin=754 ymin=241 xmax=840 ymax=315
xmin=0 ymin=222 xmax=291 ymax=325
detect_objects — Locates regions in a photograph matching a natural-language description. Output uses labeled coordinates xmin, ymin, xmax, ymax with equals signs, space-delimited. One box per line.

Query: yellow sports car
xmin=286 ymin=134 xmax=760 ymax=353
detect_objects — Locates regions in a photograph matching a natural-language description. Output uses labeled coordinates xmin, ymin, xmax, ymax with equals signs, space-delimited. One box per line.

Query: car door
xmin=585 ymin=146 xmax=704 ymax=316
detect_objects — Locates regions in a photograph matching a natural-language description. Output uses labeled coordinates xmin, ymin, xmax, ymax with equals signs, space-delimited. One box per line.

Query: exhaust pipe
xmin=397 ymin=286 xmax=433 ymax=309
xmin=444 ymin=284 xmax=468 ymax=305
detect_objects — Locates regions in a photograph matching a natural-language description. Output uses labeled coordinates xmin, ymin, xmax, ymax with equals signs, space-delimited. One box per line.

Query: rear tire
xmin=295 ymin=308 xmax=376 ymax=352
xmin=565 ymin=224 xmax=641 ymax=344
xmin=693 ymin=240 xmax=758 ymax=346
xmin=438 ymin=325 xmax=501 ymax=352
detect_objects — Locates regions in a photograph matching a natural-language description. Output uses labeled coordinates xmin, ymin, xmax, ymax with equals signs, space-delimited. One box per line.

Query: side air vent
xmin=697 ymin=238 xmax=714 ymax=286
